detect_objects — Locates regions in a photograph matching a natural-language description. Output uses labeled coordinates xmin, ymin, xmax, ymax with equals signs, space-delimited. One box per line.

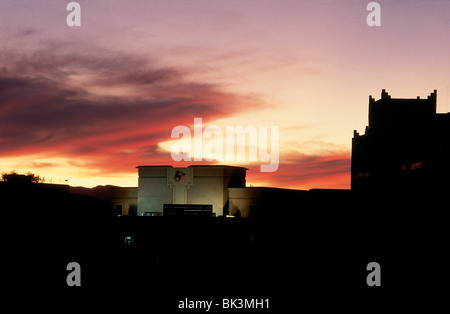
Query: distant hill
xmin=69 ymin=185 xmax=118 ymax=203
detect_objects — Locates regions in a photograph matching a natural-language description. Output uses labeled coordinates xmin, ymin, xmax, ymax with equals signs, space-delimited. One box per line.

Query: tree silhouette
xmin=1 ymin=170 xmax=46 ymax=183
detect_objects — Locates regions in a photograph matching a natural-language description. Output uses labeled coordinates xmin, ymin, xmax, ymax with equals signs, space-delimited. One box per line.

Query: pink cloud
xmin=246 ymin=152 xmax=351 ymax=190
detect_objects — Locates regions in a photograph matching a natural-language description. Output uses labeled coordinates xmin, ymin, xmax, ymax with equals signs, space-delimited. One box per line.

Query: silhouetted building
xmin=352 ymin=89 xmax=450 ymax=193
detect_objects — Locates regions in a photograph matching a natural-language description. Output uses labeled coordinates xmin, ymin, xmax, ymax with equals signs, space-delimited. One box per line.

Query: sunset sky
xmin=0 ymin=0 xmax=449 ymax=189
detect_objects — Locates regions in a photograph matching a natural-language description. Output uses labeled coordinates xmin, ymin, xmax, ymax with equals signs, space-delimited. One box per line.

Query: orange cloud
xmin=245 ymin=152 xmax=351 ymax=190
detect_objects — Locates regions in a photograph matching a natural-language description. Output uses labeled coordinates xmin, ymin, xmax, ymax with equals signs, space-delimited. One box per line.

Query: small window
xmin=124 ymin=236 xmax=134 ymax=246
xmin=409 ymin=161 xmax=422 ymax=170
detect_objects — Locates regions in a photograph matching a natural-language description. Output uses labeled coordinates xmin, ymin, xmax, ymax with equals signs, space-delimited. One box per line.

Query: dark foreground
xmin=4 ymin=193 xmax=448 ymax=311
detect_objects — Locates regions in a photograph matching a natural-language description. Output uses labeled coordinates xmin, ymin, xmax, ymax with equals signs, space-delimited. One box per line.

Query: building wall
xmin=228 ymin=188 xmax=264 ymax=217
xmin=111 ymin=187 xmax=138 ymax=215
xmin=138 ymin=167 xmax=173 ymax=215
xmin=137 ymin=166 xmax=247 ymax=216
xmin=187 ymin=167 xmax=224 ymax=216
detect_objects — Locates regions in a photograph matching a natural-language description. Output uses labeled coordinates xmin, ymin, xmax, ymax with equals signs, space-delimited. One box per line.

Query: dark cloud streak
xmin=0 ymin=45 xmax=260 ymax=169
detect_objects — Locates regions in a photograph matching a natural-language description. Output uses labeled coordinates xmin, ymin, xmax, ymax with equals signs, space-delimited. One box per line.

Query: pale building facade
xmin=135 ymin=165 xmax=247 ymax=217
